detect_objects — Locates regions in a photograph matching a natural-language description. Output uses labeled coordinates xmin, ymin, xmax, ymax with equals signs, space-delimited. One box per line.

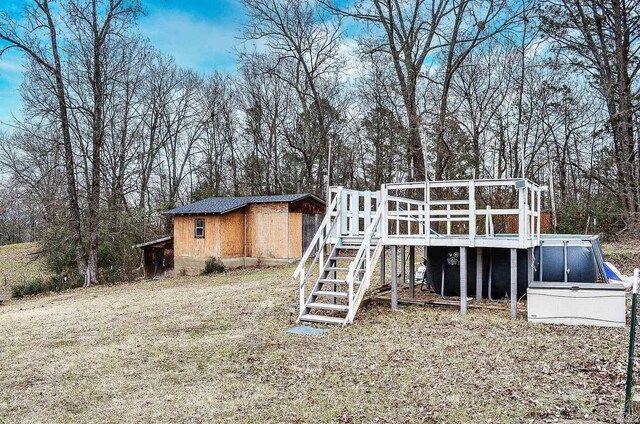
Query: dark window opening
xmin=195 ymin=219 xmax=205 ymax=238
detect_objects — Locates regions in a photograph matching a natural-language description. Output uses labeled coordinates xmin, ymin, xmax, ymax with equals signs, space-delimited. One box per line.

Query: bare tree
xmin=1 ymin=0 xmax=88 ymax=279
xmin=431 ymin=0 xmax=525 ymax=179
xmin=136 ymin=53 xmax=179 ymax=210
xmin=242 ymin=0 xmax=344 ymax=194
xmin=540 ymin=0 xmax=640 ymax=231
xmin=0 ymin=0 xmax=141 ymax=285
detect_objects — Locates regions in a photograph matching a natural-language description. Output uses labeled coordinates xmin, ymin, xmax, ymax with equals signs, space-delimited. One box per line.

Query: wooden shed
xmin=134 ymin=236 xmax=174 ymax=279
xmin=164 ymin=194 xmax=325 ymax=275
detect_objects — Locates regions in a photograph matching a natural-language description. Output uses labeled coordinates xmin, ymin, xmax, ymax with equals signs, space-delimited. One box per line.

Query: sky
xmin=0 ymin=0 xmax=246 ymax=131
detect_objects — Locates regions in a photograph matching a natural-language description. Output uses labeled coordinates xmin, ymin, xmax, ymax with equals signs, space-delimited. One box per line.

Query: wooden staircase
xmin=293 ymin=187 xmax=386 ymax=326
xmin=299 ymin=237 xmax=380 ymax=325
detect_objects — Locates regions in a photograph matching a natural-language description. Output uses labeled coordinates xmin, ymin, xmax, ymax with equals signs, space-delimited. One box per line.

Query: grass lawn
xmin=0 ymin=242 xmax=49 ymax=301
xmin=0 ymin=263 xmax=633 ymax=423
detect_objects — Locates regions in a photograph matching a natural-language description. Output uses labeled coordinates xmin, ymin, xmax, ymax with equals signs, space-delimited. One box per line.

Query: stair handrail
xmin=293 ymin=190 xmax=341 ymax=317
xmin=293 ymin=192 xmax=339 ymax=280
xmin=344 ymin=191 xmax=387 ymax=323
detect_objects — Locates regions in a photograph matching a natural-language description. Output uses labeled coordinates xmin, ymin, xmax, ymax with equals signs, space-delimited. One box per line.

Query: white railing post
xmin=396 ymin=198 xmax=400 ymax=236
xmin=299 ymin=267 xmax=305 ymax=318
xmin=518 ymin=183 xmax=526 ymax=248
xmin=529 ymin=186 xmax=535 ymax=243
xmin=536 ymin=189 xmax=541 ymax=242
xmin=348 ymin=271 xmax=354 ymax=317
xmin=381 ymin=185 xmax=388 ymax=243
xmin=469 ymin=180 xmax=476 ymax=247
xmin=319 ymin=234 xmax=324 ymax=276
xmin=349 ymin=192 xmax=358 ymax=236
xmin=340 ymin=189 xmax=348 ymax=237
xmin=426 ymin=181 xmax=431 ymax=244
xmin=364 ymin=191 xmax=371 ymax=235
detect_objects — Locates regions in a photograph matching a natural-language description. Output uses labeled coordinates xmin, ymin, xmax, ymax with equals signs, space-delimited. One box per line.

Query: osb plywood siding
xmin=288 ymin=212 xmax=302 ymax=258
xmin=174 ymin=215 xmax=219 ymax=258
xmin=245 ymin=205 xmax=256 ymax=258
xmin=218 ymin=211 xmax=245 ymax=257
xmin=251 ymin=203 xmax=289 ymax=258
xmin=172 ymin=199 xmax=323 ymax=270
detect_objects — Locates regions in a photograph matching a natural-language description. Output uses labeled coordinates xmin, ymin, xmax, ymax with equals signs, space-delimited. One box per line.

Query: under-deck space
xmin=294 ymin=179 xmax=607 ymax=325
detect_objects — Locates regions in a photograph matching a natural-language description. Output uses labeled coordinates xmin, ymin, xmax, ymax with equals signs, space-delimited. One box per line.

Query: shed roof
xmin=133 ymin=236 xmax=173 ymax=249
xmin=163 ymin=193 xmax=324 ymax=216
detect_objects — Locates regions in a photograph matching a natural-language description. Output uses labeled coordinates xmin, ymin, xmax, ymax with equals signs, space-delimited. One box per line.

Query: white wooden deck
xmin=294 ymin=179 xmax=547 ymax=325
xmin=328 ymin=179 xmax=544 ymax=250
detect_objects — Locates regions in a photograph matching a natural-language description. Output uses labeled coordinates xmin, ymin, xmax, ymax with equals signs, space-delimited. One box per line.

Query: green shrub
xmin=98 ymin=242 xmax=118 ymax=268
xmin=202 ymin=257 xmax=225 ymax=275
xmin=11 ymin=275 xmax=83 ymax=298
xmin=42 ymin=227 xmax=76 ymax=275
xmin=557 ymin=196 xmax=624 ymax=238
xmin=41 ymin=208 xmax=167 ymax=284
xmin=101 ymin=266 xmax=122 ymax=284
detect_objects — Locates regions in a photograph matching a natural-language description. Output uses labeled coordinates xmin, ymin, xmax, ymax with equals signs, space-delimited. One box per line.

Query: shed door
xmin=302 ymin=214 xmax=322 ymax=254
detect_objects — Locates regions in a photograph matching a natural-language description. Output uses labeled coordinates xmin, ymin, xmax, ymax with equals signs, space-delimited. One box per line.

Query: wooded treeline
xmin=0 ymin=0 xmax=638 ymax=283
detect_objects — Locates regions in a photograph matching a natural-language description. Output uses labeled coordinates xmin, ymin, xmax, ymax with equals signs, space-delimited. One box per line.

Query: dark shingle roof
xmin=163 ymin=193 xmax=324 ymax=215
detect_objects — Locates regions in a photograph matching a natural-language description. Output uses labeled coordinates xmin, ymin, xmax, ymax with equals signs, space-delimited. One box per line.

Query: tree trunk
xmin=43 ymin=0 xmax=88 ymax=278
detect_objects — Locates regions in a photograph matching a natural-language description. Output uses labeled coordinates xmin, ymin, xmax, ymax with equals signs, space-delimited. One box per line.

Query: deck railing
xmin=326 ymin=179 xmax=544 ymax=249
xmin=380 ymin=179 xmax=544 ymax=249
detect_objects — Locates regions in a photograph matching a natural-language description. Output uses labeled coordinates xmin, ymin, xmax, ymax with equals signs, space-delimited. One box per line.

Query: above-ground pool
xmin=426 ymin=235 xmax=605 ymax=299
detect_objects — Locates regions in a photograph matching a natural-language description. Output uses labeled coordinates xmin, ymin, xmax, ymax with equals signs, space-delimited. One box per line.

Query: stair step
xmin=324 ymin=266 xmax=350 ymax=271
xmin=341 ymin=235 xmax=380 ymax=241
xmin=337 ymin=244 xmax=378 ymax=251
xmin=299 ymin=314 xmax=345 ymax=325
xmin=320 ymin=278 xmax=345 ymax=283
xmin=306 ymin=302 xmax=349 ymax=312
xmin=314 ymin=290 xmax=348 ymax=298
xmin=336 ymin=245 xmax=361 ymax=250
xmin=319 ymin=278 xmax=360 ymax=285
xmin=329 ymin=258 xmax=357 ymax=263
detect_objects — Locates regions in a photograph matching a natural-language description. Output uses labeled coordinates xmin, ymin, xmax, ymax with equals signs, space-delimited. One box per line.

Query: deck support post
xmin=380 ymin=246 xmax=385 ymax=286
xmin=401 ymin=245 xmax=406 ymax=286
xmin=527 ymin=248 xmax=533 ymax=288
xmin=563 ymin=241 xmax=569 ymax=283
xmin=409 ymin=246 xmax=415 ymax=298
xmin=476 ymin=247 xmax=483 ymax=300
xmin=510 ymin=248 xmax=517 ymax=319
xmin=460 ymin=247 xmax=467 ymax=315
xmin=424 ymin=246 xmax=429 ymax=291
xmin=391 ymin=245 xmax=398 ymax=310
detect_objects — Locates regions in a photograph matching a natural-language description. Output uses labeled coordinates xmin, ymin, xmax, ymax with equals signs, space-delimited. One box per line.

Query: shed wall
xmin=219 ymin=211 xmax=245 ymax=257
xmin=288 ymin=212 xmax=302 ymax=258
xmin=251 ymin=203 xmax=289 ymax=259
xmin=174 ymin=215 xmax=219 ymax=258
xmin=172 ymin=199 xmax=324 ymax=275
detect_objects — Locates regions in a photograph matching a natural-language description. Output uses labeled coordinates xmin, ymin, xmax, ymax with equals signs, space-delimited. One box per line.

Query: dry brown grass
xmin=0 ymin=262 xmax=633 ymax=423
xmin=602 ymin=242 xmax=640 ymax=276
xmin=0 ymin=242 xmax=49 ymax=300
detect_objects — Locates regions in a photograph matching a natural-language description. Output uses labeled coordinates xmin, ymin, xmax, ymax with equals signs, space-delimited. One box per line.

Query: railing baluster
xmin=426 ymin=181 xmax=431 ymax=244
xmin=536 ymin=189 xmax=541 ymax=242
xmin=299 ymin=267 xmax=305 ymax=317
xmin=469 ymin=180 xmax=476 ymax=247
